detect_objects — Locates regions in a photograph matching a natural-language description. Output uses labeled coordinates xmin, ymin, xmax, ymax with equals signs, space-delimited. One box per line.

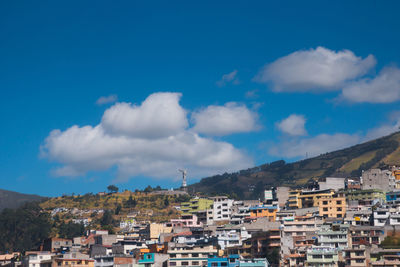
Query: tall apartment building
xmin=316 ymin=193 xmax=346 ymax=218
xmin=210 ymin=196 xmax=234 ymax=222
xmin=361 ymin=169 xmax=396 ymax=192
xmin=317 ymin=224 xmax=349 ymax=249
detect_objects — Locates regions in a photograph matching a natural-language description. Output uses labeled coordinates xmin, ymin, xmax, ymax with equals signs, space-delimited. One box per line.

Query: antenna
xmin=178 ymin=169 xmax=187 ymax=191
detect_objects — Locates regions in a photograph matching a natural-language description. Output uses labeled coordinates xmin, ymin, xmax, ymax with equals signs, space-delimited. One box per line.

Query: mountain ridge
xmin=189 ymin=132 xmax=400 ymax=199
xmin=0 ymin=188 xmax=45 ymax=210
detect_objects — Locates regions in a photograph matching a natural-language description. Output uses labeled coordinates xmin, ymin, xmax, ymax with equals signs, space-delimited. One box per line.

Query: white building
xmin=210 ymin=196 xmax=234 ymax=222
xmin=23 ymin=251 xmax=52 ymax=267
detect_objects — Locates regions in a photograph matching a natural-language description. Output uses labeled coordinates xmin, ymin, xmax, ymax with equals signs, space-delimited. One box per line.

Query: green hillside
xmin=190 ymin=132 xmax=400 ymax=199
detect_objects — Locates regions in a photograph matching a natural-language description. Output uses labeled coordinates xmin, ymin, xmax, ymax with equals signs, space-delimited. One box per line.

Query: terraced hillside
xmin=190 ymin=132 xmax=400 ymax=199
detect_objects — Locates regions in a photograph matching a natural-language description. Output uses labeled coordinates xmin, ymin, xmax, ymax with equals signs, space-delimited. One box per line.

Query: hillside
xmin=40 ymin=190 xmax=188 ymax=225
xmin=190 ymin=132 xmax=400 ymax=199
xmin=0 ymin=188 xmax=44 ymax=210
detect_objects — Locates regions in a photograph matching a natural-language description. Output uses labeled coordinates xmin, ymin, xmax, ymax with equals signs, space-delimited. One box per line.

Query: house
xmin=43 ymin=238 xmax=73 ymax=253
xmin=167 ymin=243 xmax=218 ymax=267
xmin=306 ymin=246 xmax=339 ymax=267
xmin=137 ymin=253 xmax=169 ymax=267
xmin=23 ymin=251 xmax=52 ymax=267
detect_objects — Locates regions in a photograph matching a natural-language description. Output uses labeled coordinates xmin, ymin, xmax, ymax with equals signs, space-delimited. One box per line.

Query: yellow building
xmin=316 ymin=193 xmax=346 ymax=218
xmin=249 ymin=205 xmax=278 ymax=221
xmin=288 ymin=189 xmax=335 ymax=209
xmin=393 ymin=169 xmax=400 ymax=189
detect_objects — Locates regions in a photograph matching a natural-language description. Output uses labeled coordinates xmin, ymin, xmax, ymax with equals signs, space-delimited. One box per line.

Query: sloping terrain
xmin=0 ymin=188 xmax=44 ymax=210
xmin=190 ymin=132 xmax=400 ymax=199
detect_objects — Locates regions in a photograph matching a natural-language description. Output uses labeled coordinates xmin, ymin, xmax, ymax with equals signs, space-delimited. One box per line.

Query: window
xmin=312 ymin=255 xmax=322 ymax=259
xmin=336 ymin=201 xmax=342 ymax=205
xmin=182 ymin=262 xmax=189 ymax=266
xmin=325 ymin=255 xmax=333 ymax=259
xmin=356 ymin=259 xmax=364 ymax=263
xmin=170 ymin=254 xmax=176 ymax=258
xmin=221 ymin=262 xmax=228 ymax=267
xmin=169 ymin=262 xmax=177 ymax=266
xmin=211 ymin=263 xmax=219 ymax=267
xmin=323 ymin=208 xmax=328 ymax=212
xmin=192 ymin=262 xmax=199 ymax=266
xmin=192 ymin=253 xmax=199 ymax=257
xmin=323 ymin=201 xmax=328 ymax=205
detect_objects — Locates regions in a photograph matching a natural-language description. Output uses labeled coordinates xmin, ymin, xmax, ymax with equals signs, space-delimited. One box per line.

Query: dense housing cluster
xmin=2 ymin=168 xmax=400 ymax=267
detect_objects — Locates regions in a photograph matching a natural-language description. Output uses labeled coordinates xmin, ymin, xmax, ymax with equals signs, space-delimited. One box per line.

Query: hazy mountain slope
xmin=189 ymin=132 xmax=400 ymax=199
xmin=0 ymin=188 xmax=44 ymax=210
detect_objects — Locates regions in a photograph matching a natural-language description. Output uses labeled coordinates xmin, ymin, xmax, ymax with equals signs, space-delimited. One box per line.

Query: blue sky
xmin=1 ymin=1 xmax=400 ymax=196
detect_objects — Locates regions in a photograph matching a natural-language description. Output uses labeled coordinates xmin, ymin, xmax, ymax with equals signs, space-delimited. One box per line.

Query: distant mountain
xmin=189 ymin=132 xmax=400 ymax=199
xmin=0 ymin=188 xmax=45 ymax=210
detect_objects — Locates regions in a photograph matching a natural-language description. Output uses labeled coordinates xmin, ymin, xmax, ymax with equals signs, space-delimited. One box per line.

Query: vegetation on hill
xmin=190 ymin=132 xmax=400 ymax=199
xmin=0 ymin=186 xmax=189 ymax=252
xmin=0 ymin=202 xmax=51 ymax=253
xmin=40 ymin=188 xmax=188 ymax=231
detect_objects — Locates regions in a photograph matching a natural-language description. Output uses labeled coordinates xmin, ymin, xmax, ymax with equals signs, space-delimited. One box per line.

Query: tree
xmin=107 ymin=185 xmax=119 ymax=194
xmin=124 ymin=195 xmax=137 ymax=208
xmin=100 ymin=210 xmax=114 ymax=226
xmin=0 ymin=202 xmax=52 ymax=252
xmin=58 ymin=221 xmax=85 ymax=239
xmin=164 ymin=197 xmax=170 ymax=208
xmin=144 ymin=185 xmax=153 ymax=193
xmin=154 ymin=185 xmax=162 ymax=191
xmin=115 ymin=204 xmax=122 ymax=215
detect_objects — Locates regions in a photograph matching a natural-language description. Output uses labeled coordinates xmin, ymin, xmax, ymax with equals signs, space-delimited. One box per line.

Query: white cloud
xmin=191 ymin=102 xmax=259 ymax=136
xmin=101 ymin=92 xmax=188 ymax=139
xmin=340 ymin=67 xmax=400 ymax=103
xmin=245 ymin=89 xmax=259 ymax=99
xmin=41 ymin=93 xmax=253 ymax=180
xmin=276 ymin=114 xmax=307 ymax=136
xmin=364 ymin=114 xmax=400 ymax=141
xmin=270 ymin=112 xmax=400 ymax=159
xmin=269 ymin=133 xmax=360 ymax=158
xmin=254 ymin=47 xmax=376 ymax=92
xmin=216 ymin=70 xmax=239 ymax=87
xmin=96 ymin=94 xmax=118 ymax=105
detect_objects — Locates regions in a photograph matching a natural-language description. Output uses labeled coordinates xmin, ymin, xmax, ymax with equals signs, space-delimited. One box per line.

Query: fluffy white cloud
xmin=216 ymin=70 xmax=239 ymax=87
xmin=101 ymin=93 xmax=188 ymax=139
xmin=96 ymin=94 xmax=118 ymax=105
xmin=41 ymin=93 xmax=253 ymax=180
xmin=269 ymin=133 xmax=360 ymax=158
xmin=254 ymin=47 xmax=376 ymax=91
xmin=276 ymin=114 xmax=307 ymax=136
xmin=191 ymin=102 xmax=259 ymax=136
xmin=341 ymin=67 xmax=400 ymax=103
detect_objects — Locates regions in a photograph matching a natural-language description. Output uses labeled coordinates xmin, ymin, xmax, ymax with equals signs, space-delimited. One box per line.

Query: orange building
xmin=316 ymin=193 xmax=346 ymax=218
xmin=249 ymin=205 xmax=278 ymax=221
